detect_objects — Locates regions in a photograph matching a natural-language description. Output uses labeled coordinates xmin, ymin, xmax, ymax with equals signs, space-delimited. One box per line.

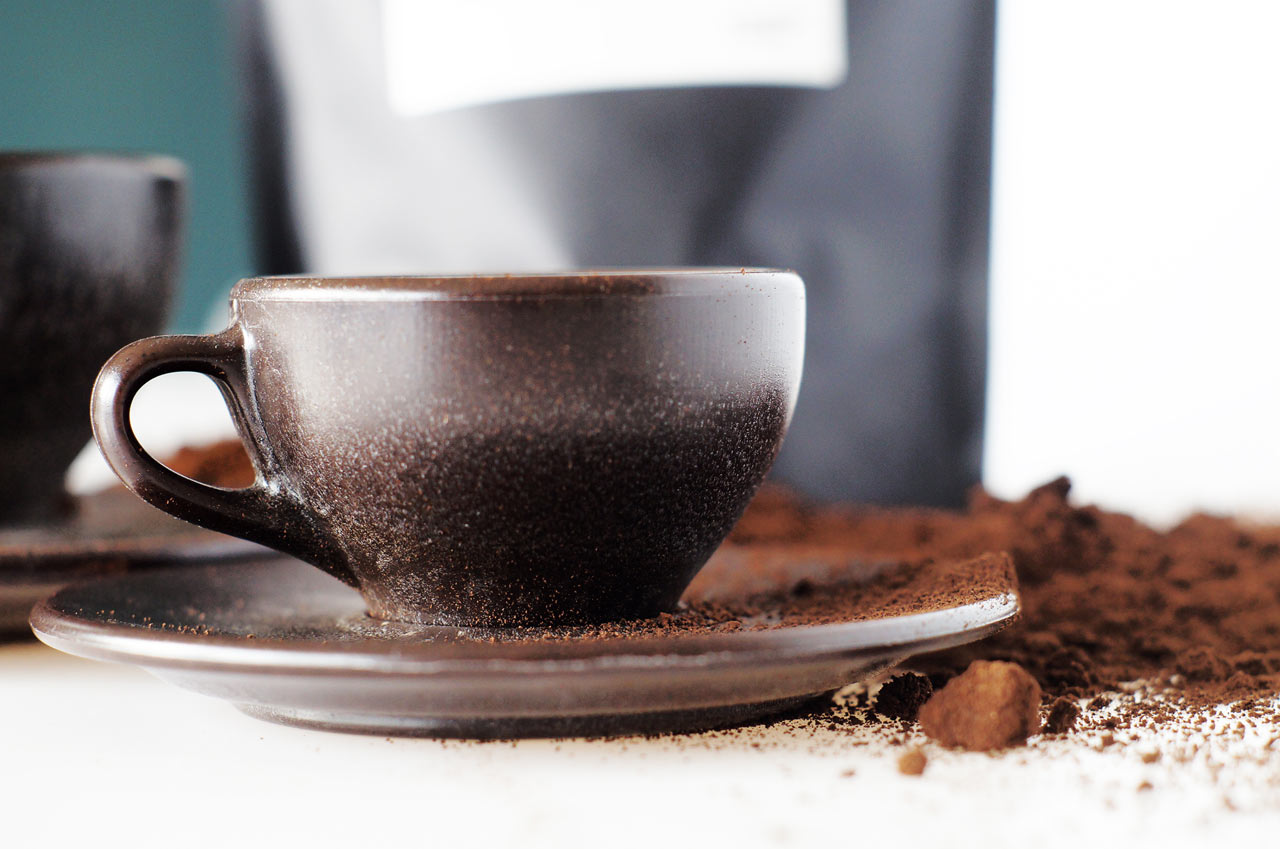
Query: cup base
xmin=360 ymin=592 xmax=684 ymax=629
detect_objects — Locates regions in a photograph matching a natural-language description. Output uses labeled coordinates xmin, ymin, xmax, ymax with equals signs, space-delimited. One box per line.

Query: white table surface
xmin=4 ymin=639 xmax=1277 ymax=848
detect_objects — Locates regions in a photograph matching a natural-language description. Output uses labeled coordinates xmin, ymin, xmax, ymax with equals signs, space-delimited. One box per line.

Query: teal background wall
xmin=0 ymin=0 xmax=252 ymax=332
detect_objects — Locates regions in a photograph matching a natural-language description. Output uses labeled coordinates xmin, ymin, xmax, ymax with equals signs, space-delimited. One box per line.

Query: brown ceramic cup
xmin=0 ymin=152 xmax=184 ymax=526
xmin=91 ymin=270 xmax=805 ymax=626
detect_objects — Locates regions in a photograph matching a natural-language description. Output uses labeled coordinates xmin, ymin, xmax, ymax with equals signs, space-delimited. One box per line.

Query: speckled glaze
xmin=92 ymin=270 xmax=805 ymax=626
xmin=0 ymin=153 xmax=184 ymax=526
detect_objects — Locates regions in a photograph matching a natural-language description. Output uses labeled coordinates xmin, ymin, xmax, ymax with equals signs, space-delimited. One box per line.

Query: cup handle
xmin=90 ymin=329 xmax=355 ymax=586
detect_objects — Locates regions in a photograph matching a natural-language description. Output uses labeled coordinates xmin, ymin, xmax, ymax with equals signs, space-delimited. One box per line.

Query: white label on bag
xmin=383 ymin=0 xmax=847 ymax=117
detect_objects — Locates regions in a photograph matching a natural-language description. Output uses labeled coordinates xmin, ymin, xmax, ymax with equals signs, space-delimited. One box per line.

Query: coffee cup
xmin=92 ymin=270 xmax=805 ymax=626
xmin=0 ymin=152 xmax=184 ymax=526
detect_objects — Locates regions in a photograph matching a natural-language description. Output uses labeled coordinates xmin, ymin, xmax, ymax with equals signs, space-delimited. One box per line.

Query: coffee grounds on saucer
xmin=503 ymin=550 xmax=1014 ymax=642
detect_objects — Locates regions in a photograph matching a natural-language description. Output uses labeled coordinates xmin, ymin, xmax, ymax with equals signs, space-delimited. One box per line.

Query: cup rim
xmin=232 ymin=268 xmax=802 ymax=302
xmin=0 ymin=150 xmax=186 ymax=181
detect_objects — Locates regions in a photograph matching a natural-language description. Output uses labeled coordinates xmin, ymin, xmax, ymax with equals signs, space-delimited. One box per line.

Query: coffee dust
xmin=727 ymin=477 xmax=1280 ymax=770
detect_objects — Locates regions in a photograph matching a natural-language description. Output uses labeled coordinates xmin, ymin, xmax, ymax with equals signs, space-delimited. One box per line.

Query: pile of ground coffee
xmin=159 ymin=439 xmax=255 ymax=488
xmin=732 ymin=476 xmax=1280 ymax=711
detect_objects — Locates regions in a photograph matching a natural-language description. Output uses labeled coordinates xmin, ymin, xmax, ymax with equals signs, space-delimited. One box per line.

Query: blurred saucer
xmin=31 ymin=555 xmax=1018 ymax=737
xmin=1 ymin=489 xmax=268 ymax=637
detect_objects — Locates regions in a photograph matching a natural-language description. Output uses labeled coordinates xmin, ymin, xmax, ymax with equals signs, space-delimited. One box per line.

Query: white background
xmin=984 ymin=0 xmax=1280 ymax=525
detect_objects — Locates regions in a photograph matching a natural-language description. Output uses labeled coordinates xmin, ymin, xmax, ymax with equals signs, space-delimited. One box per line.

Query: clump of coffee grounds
xmin=730 ymin=476 xmax=1280 ymax=709
xmin=1042 ymin=696 xmax=1080 ymax=734
xmin=873 ymin=673 xmax=933 ymax=722
xmin=897 ymin=748 xmax=927 ymax=776
xmin=918 ymin=660 xmax=1042 ymax=750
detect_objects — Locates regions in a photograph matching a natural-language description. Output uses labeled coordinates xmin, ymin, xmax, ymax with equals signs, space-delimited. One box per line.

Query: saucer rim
xmin=29 ymin=562 xmax=1018 ymax=678
xmin=0 ymin=489 xmax=267 ymax=576
xmin=28 ymin=559 xmax=1019 ymax=736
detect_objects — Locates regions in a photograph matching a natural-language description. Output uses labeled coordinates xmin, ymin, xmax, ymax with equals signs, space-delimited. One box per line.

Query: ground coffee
xmin=897 ymin=747 xmax=927 ymax=776
xmin=873 ymin=673 xmax=933 ymax=722
xmin=1042 ymin=696 xmax=1080 ymax=734
xmin=160 ymin=439 xmax=255 ymax=488
xmin=732 ymin=476 xmax=1280 ymax=709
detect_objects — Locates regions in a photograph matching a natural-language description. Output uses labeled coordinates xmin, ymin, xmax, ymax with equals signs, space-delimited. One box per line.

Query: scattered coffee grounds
xmin=1043 ymin=696 xmax=1080 ymax=734
xmin=506 ymin=551 xmax=1014 ymax=643
xmin=874 ymin=673 xmax=933 ymax=722
xmin=705 ymin=476 xmax=1280 ymax=801
xmin=157 ymin=439 xmax=255 ymax=488
xmin=918 ymin=660 xmax=1042 ymax=751
xmin=897 ymin=747 xmax=927 ymax=775
xmin=731 ymin=476 xmax=1280 ymax=708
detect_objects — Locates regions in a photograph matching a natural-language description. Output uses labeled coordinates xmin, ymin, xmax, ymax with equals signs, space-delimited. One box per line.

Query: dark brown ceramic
xmin=92 ymin=270 xmax=806 ymax=626
xmin=0 ymin=152 xmax=184 ymax=526
xmin=0 ymin=488 xmax=271 ymax=638
xmin=30 ymin=555 xmax=1018 ymax=738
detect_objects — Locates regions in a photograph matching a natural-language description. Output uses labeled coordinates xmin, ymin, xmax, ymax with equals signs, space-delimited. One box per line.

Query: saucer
xmin=31 ymin=552 xmax=1019 ymax=738
xmin=1 ymin=489 xmax=268 ymax=636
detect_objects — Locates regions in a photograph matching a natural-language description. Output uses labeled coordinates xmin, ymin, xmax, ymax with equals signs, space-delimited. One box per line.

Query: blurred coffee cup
xmin=0 ymin=152 xmax=184 ymax=526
